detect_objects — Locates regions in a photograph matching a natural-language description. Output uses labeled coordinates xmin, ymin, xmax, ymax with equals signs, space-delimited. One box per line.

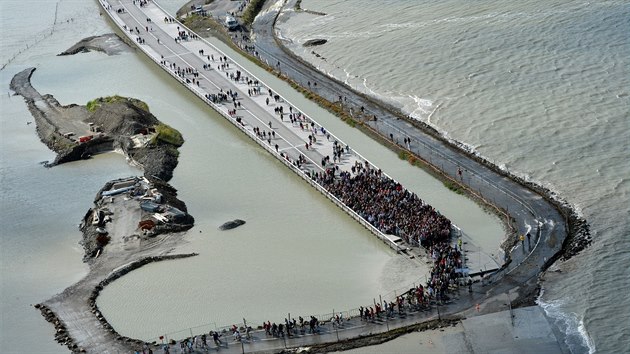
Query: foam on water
xmin=1 ymin=0 xmax=509 ymax=347
xmin=280 ymin=0 xmax=630 ymax=351
xmin=537 ymin=292 xmax=595 ymax=354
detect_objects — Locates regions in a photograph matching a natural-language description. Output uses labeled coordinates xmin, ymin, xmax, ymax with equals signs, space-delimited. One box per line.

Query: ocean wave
xmin=537 ymin=292 xmax=596 ymax=354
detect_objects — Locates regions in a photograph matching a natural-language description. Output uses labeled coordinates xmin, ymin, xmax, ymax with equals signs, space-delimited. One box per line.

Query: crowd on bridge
xmin=116 ymin=4 xmax=471 ymax=352
xmin=313 ymin=161 xmax=452 ymax=247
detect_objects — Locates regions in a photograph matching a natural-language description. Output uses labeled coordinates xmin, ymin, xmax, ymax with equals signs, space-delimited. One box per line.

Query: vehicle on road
xmin=224 ymin=15 xmax=239 ymax=30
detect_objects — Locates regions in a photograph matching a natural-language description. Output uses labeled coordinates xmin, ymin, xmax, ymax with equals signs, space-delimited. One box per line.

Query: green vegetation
xmin=152 ymin=123 xmax=184 ymax=147
xmin=443 ymin=180 xmax=464 ymax=194
xmin=86 ymin=95 xmax=149 ymax=113
xmin=180 ymin=13 xmax=203 ymax=27
xmin=295 ymin=0 xmax=302 ymax=10
xmin=242 ymin=0 xmax=266 ymax=25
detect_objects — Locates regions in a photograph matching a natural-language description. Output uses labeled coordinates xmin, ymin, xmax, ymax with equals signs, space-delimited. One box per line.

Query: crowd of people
xmin=120 ymin=6 xmax=470 ymax=351
xmin=313 ymin=161 xmax=452 ymax=247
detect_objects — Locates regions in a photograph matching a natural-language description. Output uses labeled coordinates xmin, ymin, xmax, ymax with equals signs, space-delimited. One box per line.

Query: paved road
xmin=251 ymin=0 xmax=568 ymax=284
xmin=101 ymin=0 xmax=417 ymax=254
xmin=90 ymin=0 xmax=570 ymax=353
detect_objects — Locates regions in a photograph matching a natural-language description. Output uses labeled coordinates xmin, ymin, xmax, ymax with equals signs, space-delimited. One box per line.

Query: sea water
xmin=1 ymin=0 xmax=505 ymax=350
xmin=277 ymin=0 xmax=630 ymax=352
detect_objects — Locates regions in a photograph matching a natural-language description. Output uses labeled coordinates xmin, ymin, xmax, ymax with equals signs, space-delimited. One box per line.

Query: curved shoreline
xmin=180 ymin=0 xmax=590 ymax=265
xmin=11 ymin=65 xmax=196 ymax=352
xmin=168 ymin=0 xmax=591 ymax=349
xmin=260 ymin=0 xmax=591 ymax=260
xmin=19 ymin=0 xmax=588 ymax=352
xmin=36 ymin=253 xmax=197 ymax=353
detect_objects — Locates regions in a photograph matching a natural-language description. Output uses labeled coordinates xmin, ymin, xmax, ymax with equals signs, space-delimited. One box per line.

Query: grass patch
xmin=164 ymin=144 xmax=180 ymax=157
xmin=443 ymin=180 xmax=463 ymax=194
xmin=242 ymin=0 xmax=266 ymax=25
xmin=180 ymin=13 xmax=209 ymax=28
xmin=86 ymin=95 xmax=149 ymax=113
xmin=152 ymin=123 xmax=184 ymax=147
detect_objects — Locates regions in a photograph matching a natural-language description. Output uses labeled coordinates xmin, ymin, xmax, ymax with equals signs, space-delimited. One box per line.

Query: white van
xmin=224 ymin=15 xmax=239 ymax=30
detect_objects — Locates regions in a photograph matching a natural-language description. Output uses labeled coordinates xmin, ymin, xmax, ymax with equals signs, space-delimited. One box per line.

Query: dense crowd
xmin=121 ymin=7 xmax=468 ymax=350
xmin=313 ymin=162 xmax=452 ymax=247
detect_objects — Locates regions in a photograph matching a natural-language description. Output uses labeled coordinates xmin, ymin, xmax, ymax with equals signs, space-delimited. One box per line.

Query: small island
xmin=58 ymin=33 xmax=131 ymax=56
xmin=11 ymin=68 xmax=182 ymax=181
xmin=11 ymin=67 xmax=196 ymax=352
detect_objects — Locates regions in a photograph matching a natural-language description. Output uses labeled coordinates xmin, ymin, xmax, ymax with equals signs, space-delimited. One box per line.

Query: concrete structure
xmin=64 ymin=0 xmax=573 ymax=352
xmin=98 ymin=0 xmax=444 ymax=253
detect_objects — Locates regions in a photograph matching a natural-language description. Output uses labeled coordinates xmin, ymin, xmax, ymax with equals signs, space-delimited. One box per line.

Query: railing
xmin=98 ymin=0 xmax=466 ymax=346
xmin=141 ymin=276 xmax=434 ymax=344
xmin=99 ymin=0 xmax=404 ymax=252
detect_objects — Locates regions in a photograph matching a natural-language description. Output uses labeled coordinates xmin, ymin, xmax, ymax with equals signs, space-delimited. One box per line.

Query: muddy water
xmin=1 ymin=0 xmax=503 ymax=349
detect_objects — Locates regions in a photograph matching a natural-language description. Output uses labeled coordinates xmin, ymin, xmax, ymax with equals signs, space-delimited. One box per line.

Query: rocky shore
xmin=11 ymin=59 xmax=196 ymax=352
xmin=58 ymin=33 xmax=131 ymax=56
xmin=10 ymin=67 xmax=181 ymax=181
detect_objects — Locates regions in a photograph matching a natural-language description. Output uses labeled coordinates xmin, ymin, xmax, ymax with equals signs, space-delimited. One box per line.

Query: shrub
xmin=443 ymin=180 xmax=463 ymax=194
xmin=152 ymin=123 xmax=184 ymax=147
xmin=86 ymin=95 xmax=149 ymax=113
xmin=242 ymin=0 xmax=266 ymax=25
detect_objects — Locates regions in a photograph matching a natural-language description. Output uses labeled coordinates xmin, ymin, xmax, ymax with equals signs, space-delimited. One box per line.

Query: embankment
xmin=11 ymin=64 xmax=196 ymax=352
xmin=58 ymin=33 xmax=131 ymax=56
xmin=10 ymin=67 xmax=181 ymax=181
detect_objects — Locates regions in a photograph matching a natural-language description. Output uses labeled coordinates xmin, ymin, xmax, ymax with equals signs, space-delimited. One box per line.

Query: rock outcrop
xmin=58 ymin=33 xmax=130 ymax=56
xmin=303 ymin=38 xmax=327 ymax=47
xmin=219 ymin=219 xmax=246 ymax=230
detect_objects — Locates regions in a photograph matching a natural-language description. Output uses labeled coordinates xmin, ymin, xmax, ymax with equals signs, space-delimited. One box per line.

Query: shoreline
xmin=94 ymin=0 xmax=581 ymax=350
xmin=11 ymin=0 xmax=588 ymax=352
xmin=180 ymin=0 xmax=590 ymax=262
xmin=179 ymin=0 xmax=590 ymax=265
xmin=166 ymin=0 xmax=590 ymax=350
xmin=266 ymin=0 xmax=591 ymax=262
xmin=263 ymin=0 xmax=591 ymax=260
xmin=11 ymin=66 xmax=196 ymax=352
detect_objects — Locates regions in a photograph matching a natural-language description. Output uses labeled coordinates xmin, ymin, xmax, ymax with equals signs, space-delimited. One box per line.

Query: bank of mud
xmin=11 ymin=58 xmax=196 ymax=352
xmin=174 ymin=0 xmax=590 ymax=345
xmin=180 ymin=0 xmax=591 ymax=265
xmin=58 ymin=33 xmax=131 ymax=56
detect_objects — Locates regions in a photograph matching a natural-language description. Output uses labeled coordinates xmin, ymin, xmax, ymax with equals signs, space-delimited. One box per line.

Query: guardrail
xmin=99 ymin=0 xmax=405 ymax=252
xmin=141 ymin=276 xmax=432 ymax=344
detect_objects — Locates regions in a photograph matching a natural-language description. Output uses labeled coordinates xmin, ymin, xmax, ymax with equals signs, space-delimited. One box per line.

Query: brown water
xmin=0 ymin=0 xmax=504 ymax=350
